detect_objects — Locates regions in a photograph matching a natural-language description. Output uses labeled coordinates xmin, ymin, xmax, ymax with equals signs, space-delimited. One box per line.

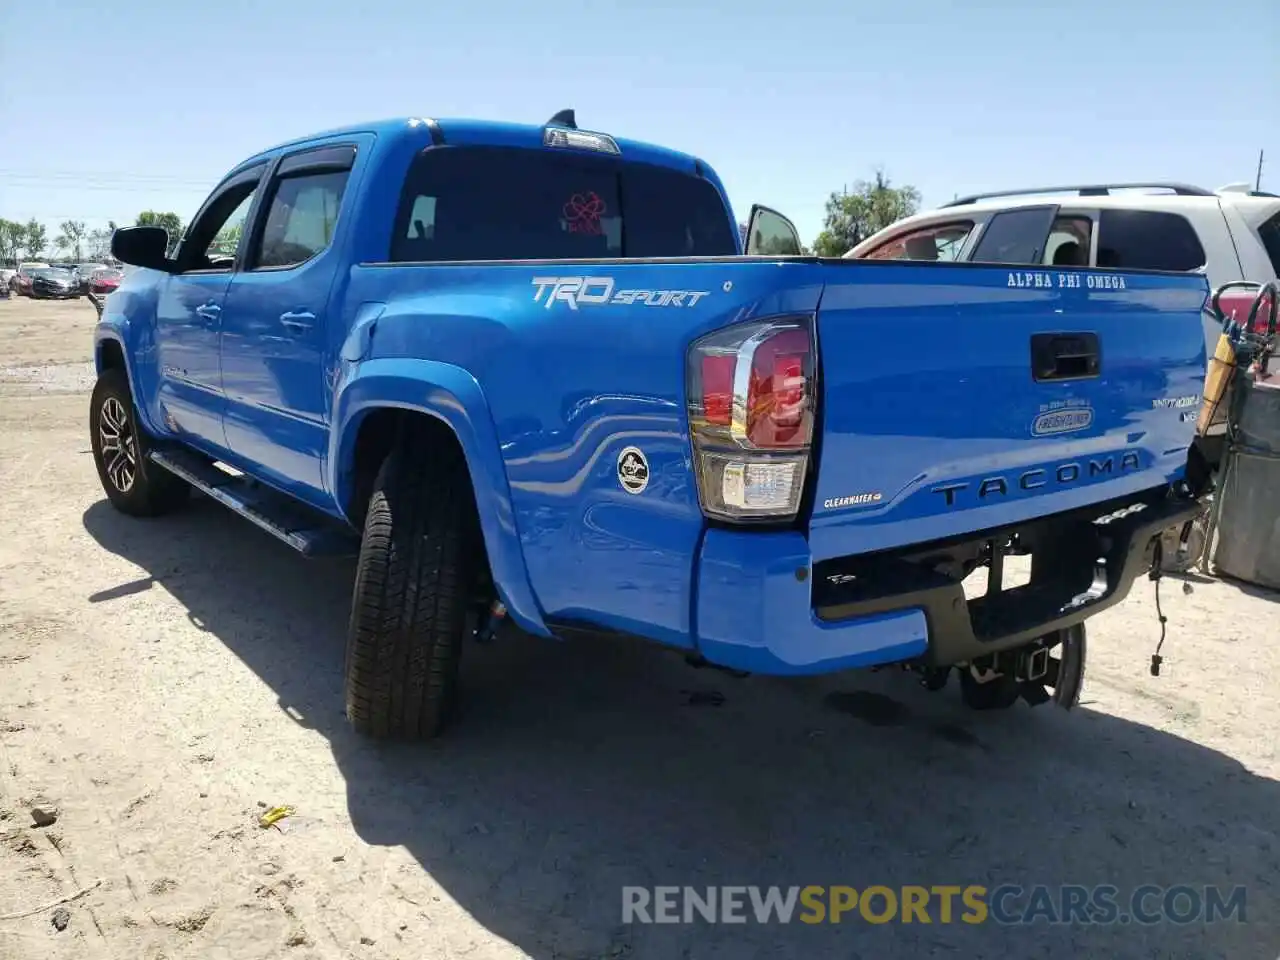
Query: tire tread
xmin=344 ymin=441 xmax=477 ymax=740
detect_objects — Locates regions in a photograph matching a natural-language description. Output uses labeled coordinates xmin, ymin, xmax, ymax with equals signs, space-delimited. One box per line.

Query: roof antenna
xmin=546 ymin=109 xmax=576 ymax=129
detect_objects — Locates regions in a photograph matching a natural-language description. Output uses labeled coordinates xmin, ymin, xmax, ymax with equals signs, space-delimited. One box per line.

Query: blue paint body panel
xmin=94 ymin=115 xmax=1211 ymax=678
xmin=696 ymin=528 xmax=929 ymax=674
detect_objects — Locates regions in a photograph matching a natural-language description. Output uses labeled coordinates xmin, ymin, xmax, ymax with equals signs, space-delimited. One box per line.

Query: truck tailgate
xmin=807 ymin=262 xmax=1209 ymax=561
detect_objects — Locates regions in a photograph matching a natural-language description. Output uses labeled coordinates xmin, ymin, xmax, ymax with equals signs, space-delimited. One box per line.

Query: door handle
xmin=1031 ymin=332 xmax=1101 ymax=382
xmin=195 ymin=302 xmax=221 ymax=322
xmin=279 ymin=310 xmax=315 ymax=331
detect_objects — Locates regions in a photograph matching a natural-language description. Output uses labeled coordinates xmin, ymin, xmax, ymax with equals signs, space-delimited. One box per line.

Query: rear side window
xmin=969 ymin=207 xmax=1059 ymax=264
xmin=389 ymin=146 xmax=735 ymax=262
xmin=1096 ymin=209 xmax=1206 ymax=271
xmin=1256 ymin=211 xmax=1280 ymax=276
xmin=1042 ymin=215 xmax=1092 ymax=266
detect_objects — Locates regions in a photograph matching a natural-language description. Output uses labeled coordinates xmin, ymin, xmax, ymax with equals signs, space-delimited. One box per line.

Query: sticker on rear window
xmin=564 ymin=191 xmax=606 ymax=235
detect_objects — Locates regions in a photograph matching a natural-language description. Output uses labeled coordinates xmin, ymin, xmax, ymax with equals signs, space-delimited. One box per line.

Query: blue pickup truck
xmin=92 ymin=111 xmax=1210 ymax=739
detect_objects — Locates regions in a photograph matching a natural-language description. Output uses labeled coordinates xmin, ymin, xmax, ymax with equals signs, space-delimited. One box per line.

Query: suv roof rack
xmin=939 ymin=182 xmax=1216 ymax=208
xmin=1217 ymin=182 xmax=1280 ymax=198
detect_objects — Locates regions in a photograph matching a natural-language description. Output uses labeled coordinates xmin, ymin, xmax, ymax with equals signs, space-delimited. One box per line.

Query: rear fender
xmin=330 ymin=358 xmax=550 ymax=638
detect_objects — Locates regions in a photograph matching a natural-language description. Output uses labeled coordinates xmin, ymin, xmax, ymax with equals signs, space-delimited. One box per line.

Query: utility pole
xmin=1257 ymin=149 xmax=1265 ymax=192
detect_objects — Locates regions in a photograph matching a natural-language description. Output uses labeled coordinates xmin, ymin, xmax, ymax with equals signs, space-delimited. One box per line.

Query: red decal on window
xmin=564 ymin=192 xmax=606 ymax=235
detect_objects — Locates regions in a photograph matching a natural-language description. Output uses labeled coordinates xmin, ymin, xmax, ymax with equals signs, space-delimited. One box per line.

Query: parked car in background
xmin=76 ymin=263 xmax=107 ymax=293
xmin=9 ymin=261 xmax=51 ymax=296
xmin=89 ymin=268 xmax=123 ymax=295
xmin=845 ymin=182 xmax=1280 ymax=358
xmin=29 ymin=266 xmax=81 ymax=299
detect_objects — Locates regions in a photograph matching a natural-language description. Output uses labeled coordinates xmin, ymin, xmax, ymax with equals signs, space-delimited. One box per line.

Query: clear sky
xmin=1 ymin=0 xmax=1276 ymax=251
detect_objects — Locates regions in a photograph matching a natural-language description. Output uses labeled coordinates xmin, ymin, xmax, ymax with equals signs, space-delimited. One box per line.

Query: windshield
xmin=389 ymin=146 xmax=736 ymax=262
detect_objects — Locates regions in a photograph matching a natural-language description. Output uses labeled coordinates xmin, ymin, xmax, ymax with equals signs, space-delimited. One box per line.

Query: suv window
xmin=1096 ymin=209 xmax=1205 ymax=271
xmin=969 ymin=207 xmax=1059 ymax=265
xmin=252 ymin=170 xmax=351 ymax=269
xmin=866 ymin=222 xmax=973 ymax=261
xmin=389 ymin=146 xmax=736 ymax=262
xmin=1256 ymin=211 xmax=1280 ymax=276
xmin=1042 ymin=215 xmax=1091 ymax=266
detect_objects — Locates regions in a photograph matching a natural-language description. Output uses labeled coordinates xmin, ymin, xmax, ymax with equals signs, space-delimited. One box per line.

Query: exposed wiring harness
xmin=1148 ymin=537 xmax=1168 ymax=676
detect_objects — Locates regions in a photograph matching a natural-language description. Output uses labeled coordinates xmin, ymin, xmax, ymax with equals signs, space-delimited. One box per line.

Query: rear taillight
xmin=686 ymin=316 xmax=816 ymax=522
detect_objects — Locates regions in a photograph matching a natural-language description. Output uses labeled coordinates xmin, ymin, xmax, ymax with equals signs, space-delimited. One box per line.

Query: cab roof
xmin=240 ymin=115 xmax=710 ymax=179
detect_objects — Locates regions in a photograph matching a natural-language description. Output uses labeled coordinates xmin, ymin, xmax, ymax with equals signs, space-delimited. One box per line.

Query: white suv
xmin=846 ymin=182 xmax=1280 ymax=355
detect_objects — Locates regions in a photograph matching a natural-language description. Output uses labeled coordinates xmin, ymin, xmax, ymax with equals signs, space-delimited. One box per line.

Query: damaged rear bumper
xmin=693 ymin=488 xmax=1203 ymax=676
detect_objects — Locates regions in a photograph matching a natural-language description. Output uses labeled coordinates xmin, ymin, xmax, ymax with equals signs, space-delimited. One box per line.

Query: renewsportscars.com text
xmin=622 ymin=884 xmax=1247 ymax=926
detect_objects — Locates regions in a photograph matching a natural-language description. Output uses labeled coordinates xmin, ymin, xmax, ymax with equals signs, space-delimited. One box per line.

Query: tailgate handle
xmin=1032 ymin=332 xmax=1100 ymax=382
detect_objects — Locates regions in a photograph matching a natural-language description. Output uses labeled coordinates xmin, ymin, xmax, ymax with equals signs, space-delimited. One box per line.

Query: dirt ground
xmin=0 ymin=297 xmax=1276 ymax=960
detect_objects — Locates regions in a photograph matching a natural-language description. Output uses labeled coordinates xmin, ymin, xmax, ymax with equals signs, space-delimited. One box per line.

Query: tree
xmin=87 ymin=228 xmax=109 ymax=259
xmin=56 ymin=220 xmax=87 ymax=261
xmin=23 ymin=219 xmax=47 ymax=259
xmin=137 ymin=211 xmax=184 ymax=256
xmin=87 ymin=220 xmax=119 ymax=260
xmin=210 ymin=220 xmax=242 ymax=258
xmin=0 ymin=219 xmax=25 ymax=264
xmin=136 ymin=210 xmax=183 ymax=238
xmin=811 ymin=170 xmax=922 ymax=257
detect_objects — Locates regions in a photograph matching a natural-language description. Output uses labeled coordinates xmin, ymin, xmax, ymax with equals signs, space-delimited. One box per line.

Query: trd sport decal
xmin=532 ymin=277 xmax=712 ymax=310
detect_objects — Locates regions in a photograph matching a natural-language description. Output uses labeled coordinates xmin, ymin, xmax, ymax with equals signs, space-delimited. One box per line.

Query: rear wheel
xmin=89 ymin=368 xmax=189 ymax=516
xmin=343 ymin=441 xmax=483 ymax=740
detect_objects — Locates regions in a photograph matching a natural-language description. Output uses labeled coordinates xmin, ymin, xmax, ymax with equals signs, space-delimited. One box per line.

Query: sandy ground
xmin=0 ymin=297 xmax=1277 ymax=960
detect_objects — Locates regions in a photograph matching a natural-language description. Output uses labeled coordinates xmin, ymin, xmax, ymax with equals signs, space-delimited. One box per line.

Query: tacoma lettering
xmin=932 ymin=452 xmax=1142 ymax=506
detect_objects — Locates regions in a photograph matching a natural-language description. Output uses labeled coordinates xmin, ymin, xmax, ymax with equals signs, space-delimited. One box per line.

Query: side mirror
xmin=745 ymin=204 xmax=803 ymax=256
xmin=110 ymin=226 xmax=175 ymax=272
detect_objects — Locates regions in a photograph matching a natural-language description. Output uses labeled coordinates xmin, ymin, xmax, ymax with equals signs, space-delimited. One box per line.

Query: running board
xmin=148 ymin=448 xmax=358 ymax=558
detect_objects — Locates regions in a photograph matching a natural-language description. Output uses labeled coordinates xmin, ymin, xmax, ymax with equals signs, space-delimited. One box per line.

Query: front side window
xmin=206 ymin=193 xmax=256 ymax=261
xmin=178 ymin=173 xmax=263 ymax=272
xmin=865 ymin=222 xmax=974 ymax=261
xmin=389 ymin=146 xmax=735 ymax=262
xmin=252 ymin=170 xmax=350 ymax=269
xmin=746 ymin=207 xmax=803 ymax=256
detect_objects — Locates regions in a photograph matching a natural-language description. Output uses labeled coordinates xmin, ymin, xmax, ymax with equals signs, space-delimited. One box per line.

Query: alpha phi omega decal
xmin=617 ymin=446 xmax=650 ymax=495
